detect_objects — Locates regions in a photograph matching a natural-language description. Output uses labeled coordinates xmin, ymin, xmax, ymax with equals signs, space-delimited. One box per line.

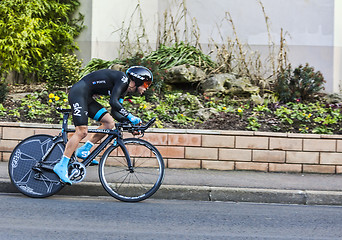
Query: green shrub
xmin=0 ymin=0 xmax=83 ymax=77
xmin=41 ymin=53 xmax=82 ymax=91
xmin=275 ymin=64 xmax=325 ymax=103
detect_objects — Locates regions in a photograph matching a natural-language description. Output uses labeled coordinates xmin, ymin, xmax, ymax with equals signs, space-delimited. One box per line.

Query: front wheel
xmin=99 ymin=138 xmax=165 ymax=202
xmin=8 ymin=134 xmax=65 ymax=198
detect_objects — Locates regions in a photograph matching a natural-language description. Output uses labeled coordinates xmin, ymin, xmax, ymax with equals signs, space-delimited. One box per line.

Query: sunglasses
xmin=142 ymin=80 xmax=152 ymax=89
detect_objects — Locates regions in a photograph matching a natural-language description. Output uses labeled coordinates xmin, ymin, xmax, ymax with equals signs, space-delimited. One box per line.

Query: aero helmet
xmin=126 ymin=66 xmax=153 ymax=88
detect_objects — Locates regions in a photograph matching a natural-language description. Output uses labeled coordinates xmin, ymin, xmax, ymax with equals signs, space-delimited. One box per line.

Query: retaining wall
xmin=1 ymin=122 xmax=342 ymax=174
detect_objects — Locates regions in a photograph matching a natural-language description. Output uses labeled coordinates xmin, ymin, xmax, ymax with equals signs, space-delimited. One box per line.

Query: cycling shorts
xmin=68 ymin=81 xmax=108 ymax=126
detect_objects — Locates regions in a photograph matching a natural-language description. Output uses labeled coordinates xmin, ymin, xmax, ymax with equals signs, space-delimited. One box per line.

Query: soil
xmin=178 ymin=111 xmax=290 ymax=132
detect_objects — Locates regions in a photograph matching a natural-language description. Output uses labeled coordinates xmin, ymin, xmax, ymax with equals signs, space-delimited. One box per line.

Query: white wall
xmin=334 ymin=0 xmax=342 ymax=92
xmin=76 ymin=0 xmax=92 ymax=65
xmin=76 ymin=0 xmax=341 ymax=93
xmin=77 ymin=0 xmax=159 ymax=62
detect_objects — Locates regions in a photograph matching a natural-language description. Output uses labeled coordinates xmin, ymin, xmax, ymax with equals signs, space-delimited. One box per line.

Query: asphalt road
xmin=1 ymin=193 xmax=342 ymax=240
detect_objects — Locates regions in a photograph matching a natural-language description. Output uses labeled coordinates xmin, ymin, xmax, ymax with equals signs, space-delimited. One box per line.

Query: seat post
xmin=61 ymin=112 xmax=70 ymax=143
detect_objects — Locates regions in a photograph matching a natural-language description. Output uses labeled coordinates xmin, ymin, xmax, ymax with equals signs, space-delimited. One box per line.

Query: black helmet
xmin=126 ymin=66 xmax=153 ymax=88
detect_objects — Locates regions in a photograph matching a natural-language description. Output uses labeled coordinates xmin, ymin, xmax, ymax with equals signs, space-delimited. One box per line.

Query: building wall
xmin=76 ymin=0 xmax=159 ymax=63
xmin=76 ymin=0 xmax=341 ymax=93
xmin=334 ymin=0 xmax=342 ymax=92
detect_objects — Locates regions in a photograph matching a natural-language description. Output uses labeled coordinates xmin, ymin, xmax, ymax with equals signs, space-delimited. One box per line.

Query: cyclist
xmin=53 ymin=66 xmax=153 ymax=184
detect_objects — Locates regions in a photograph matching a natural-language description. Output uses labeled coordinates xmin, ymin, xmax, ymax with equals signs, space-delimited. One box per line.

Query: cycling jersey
xmin=68 ymin=69 xmax=130 ymax=126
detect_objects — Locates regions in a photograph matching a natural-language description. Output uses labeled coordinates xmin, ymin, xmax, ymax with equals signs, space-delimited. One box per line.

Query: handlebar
xmin=56 ymin=108 xmax=155 ymax=134
xmin=116 ymin=117 xmax=156 ymax=133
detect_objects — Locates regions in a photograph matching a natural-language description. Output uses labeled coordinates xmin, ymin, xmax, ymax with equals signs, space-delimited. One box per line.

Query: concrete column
xmin=334 ymin=0 xmax=342 ymax=93
xmin=76 ymin=0 xmax=93 ymax=65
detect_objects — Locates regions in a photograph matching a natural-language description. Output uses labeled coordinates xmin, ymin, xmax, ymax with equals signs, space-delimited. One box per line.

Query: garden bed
xmin=1 ymin=84 xmax=342 ymax=135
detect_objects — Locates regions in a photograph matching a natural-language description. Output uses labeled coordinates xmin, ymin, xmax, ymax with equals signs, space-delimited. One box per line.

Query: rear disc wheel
xmin=8 ymin=135 xmax=65 ymax=198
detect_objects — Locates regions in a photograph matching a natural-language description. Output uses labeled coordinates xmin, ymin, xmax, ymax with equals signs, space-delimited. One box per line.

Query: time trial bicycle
xmin=8 ymin=108 xmax=165 ymax=202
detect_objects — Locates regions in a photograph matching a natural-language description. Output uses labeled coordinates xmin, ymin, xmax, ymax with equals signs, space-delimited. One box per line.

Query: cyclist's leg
xmin=76 ymin=100 xmax=114 ymax=162
xmin=54 ymin=126 xmax=87 ymax=184
xmin=67 ymin=85 xmax=90 ymax=155
xmin=54 ymin=86 xmax=89 ymax=184
xmin=86 ymin=100 xmax=110 ymax=143
xmin=65 ymin=125 xmax=88 ymax=158
xmin=88 ymin=113 xmax=115 ymax=143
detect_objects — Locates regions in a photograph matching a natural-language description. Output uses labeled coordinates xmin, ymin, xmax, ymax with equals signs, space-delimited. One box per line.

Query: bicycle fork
xmin=116 ymin=138 xmax=134 ymax=173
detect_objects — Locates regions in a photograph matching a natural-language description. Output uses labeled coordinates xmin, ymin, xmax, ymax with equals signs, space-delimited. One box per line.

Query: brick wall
xmin=2 ymin=122 xmax=342 ymax=174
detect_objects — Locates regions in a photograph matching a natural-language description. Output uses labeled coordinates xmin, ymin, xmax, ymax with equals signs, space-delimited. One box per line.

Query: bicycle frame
xmin=39 ymin=110 xmax=133 ymax=171
xmin=10 ymin=108 xmax=162 ymax=201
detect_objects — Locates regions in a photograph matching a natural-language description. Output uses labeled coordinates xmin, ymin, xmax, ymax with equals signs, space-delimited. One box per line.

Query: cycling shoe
xmin=53 ymin=157 xmax=72 ymax=185
xmin=90 ymin=160 xmax=99 ymax=166
xmin=76 ymin=141 xmax=94 ymax=159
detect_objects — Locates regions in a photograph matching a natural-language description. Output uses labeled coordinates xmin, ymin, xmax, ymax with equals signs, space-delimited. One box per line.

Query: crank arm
xmin=33 ymin=163 xmax=54 ymax=172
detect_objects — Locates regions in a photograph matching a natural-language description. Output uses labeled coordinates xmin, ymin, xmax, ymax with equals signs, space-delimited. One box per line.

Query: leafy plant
xmin=0 ymin=0 xmax=84 ymax=80
xmin=298 ymin=125 xmax=310 ymax=133
xmin=41 ymin=53 xmax=82 ymax=91
xmin=275 ymin=64 xmax=325 ymax=103
xmin=80 ymin=58 xmax=118 ymax=78
xmin=19 ymin=90 xmax=69 ymax=122
xmin=236 ymin=107 xmax=244 ymax=118
xmin=143 ymin=42 xmax=216 ymax=71
xmin=312 ymin=126 xmax=334 ymax=134
xmin=0 ymin=103 xmax=6 ymax=116
xmin=3 ymin=86 xmax=342 ymax=135
xmin=246 ymin=117 xmax=261 ymax=131
xmin=253 ymin=105 xmax=271 ymax=113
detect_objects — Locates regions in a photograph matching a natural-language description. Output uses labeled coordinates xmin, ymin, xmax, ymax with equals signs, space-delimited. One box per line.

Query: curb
xmin=2 ymin=179 xmax=342 ymax=205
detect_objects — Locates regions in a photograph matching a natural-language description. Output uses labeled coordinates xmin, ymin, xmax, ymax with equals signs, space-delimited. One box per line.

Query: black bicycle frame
xmin=39 ymin=111 xmax=133 ymax=170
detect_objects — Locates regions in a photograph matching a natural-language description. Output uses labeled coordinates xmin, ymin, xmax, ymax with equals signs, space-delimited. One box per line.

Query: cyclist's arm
xmin=111 ymin=111 xmax=127 ymax=122
xmin=109 ymin=82 xmax=130 ymax=118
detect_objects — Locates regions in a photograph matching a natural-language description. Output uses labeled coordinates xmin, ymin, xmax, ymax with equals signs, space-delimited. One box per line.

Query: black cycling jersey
xmin=68 ymin=69 xmax=130 ymax=126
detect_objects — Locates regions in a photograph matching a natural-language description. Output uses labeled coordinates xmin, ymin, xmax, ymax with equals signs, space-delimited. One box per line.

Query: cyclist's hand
xmin=127 ymin=113 xmax=142 ymax=125
xmin=132 ymin=130 xmax=142 ymax=136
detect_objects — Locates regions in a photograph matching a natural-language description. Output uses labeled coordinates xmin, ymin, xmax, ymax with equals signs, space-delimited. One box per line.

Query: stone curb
xmin=2 ymin=178 xmax=342 ymax=205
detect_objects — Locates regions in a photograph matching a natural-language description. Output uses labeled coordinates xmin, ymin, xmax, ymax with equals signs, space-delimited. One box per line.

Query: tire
xmin=8 ymin=134 xmax=65 ymax=198
xmin=99 ymin=138 xmax=165 ymax=202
